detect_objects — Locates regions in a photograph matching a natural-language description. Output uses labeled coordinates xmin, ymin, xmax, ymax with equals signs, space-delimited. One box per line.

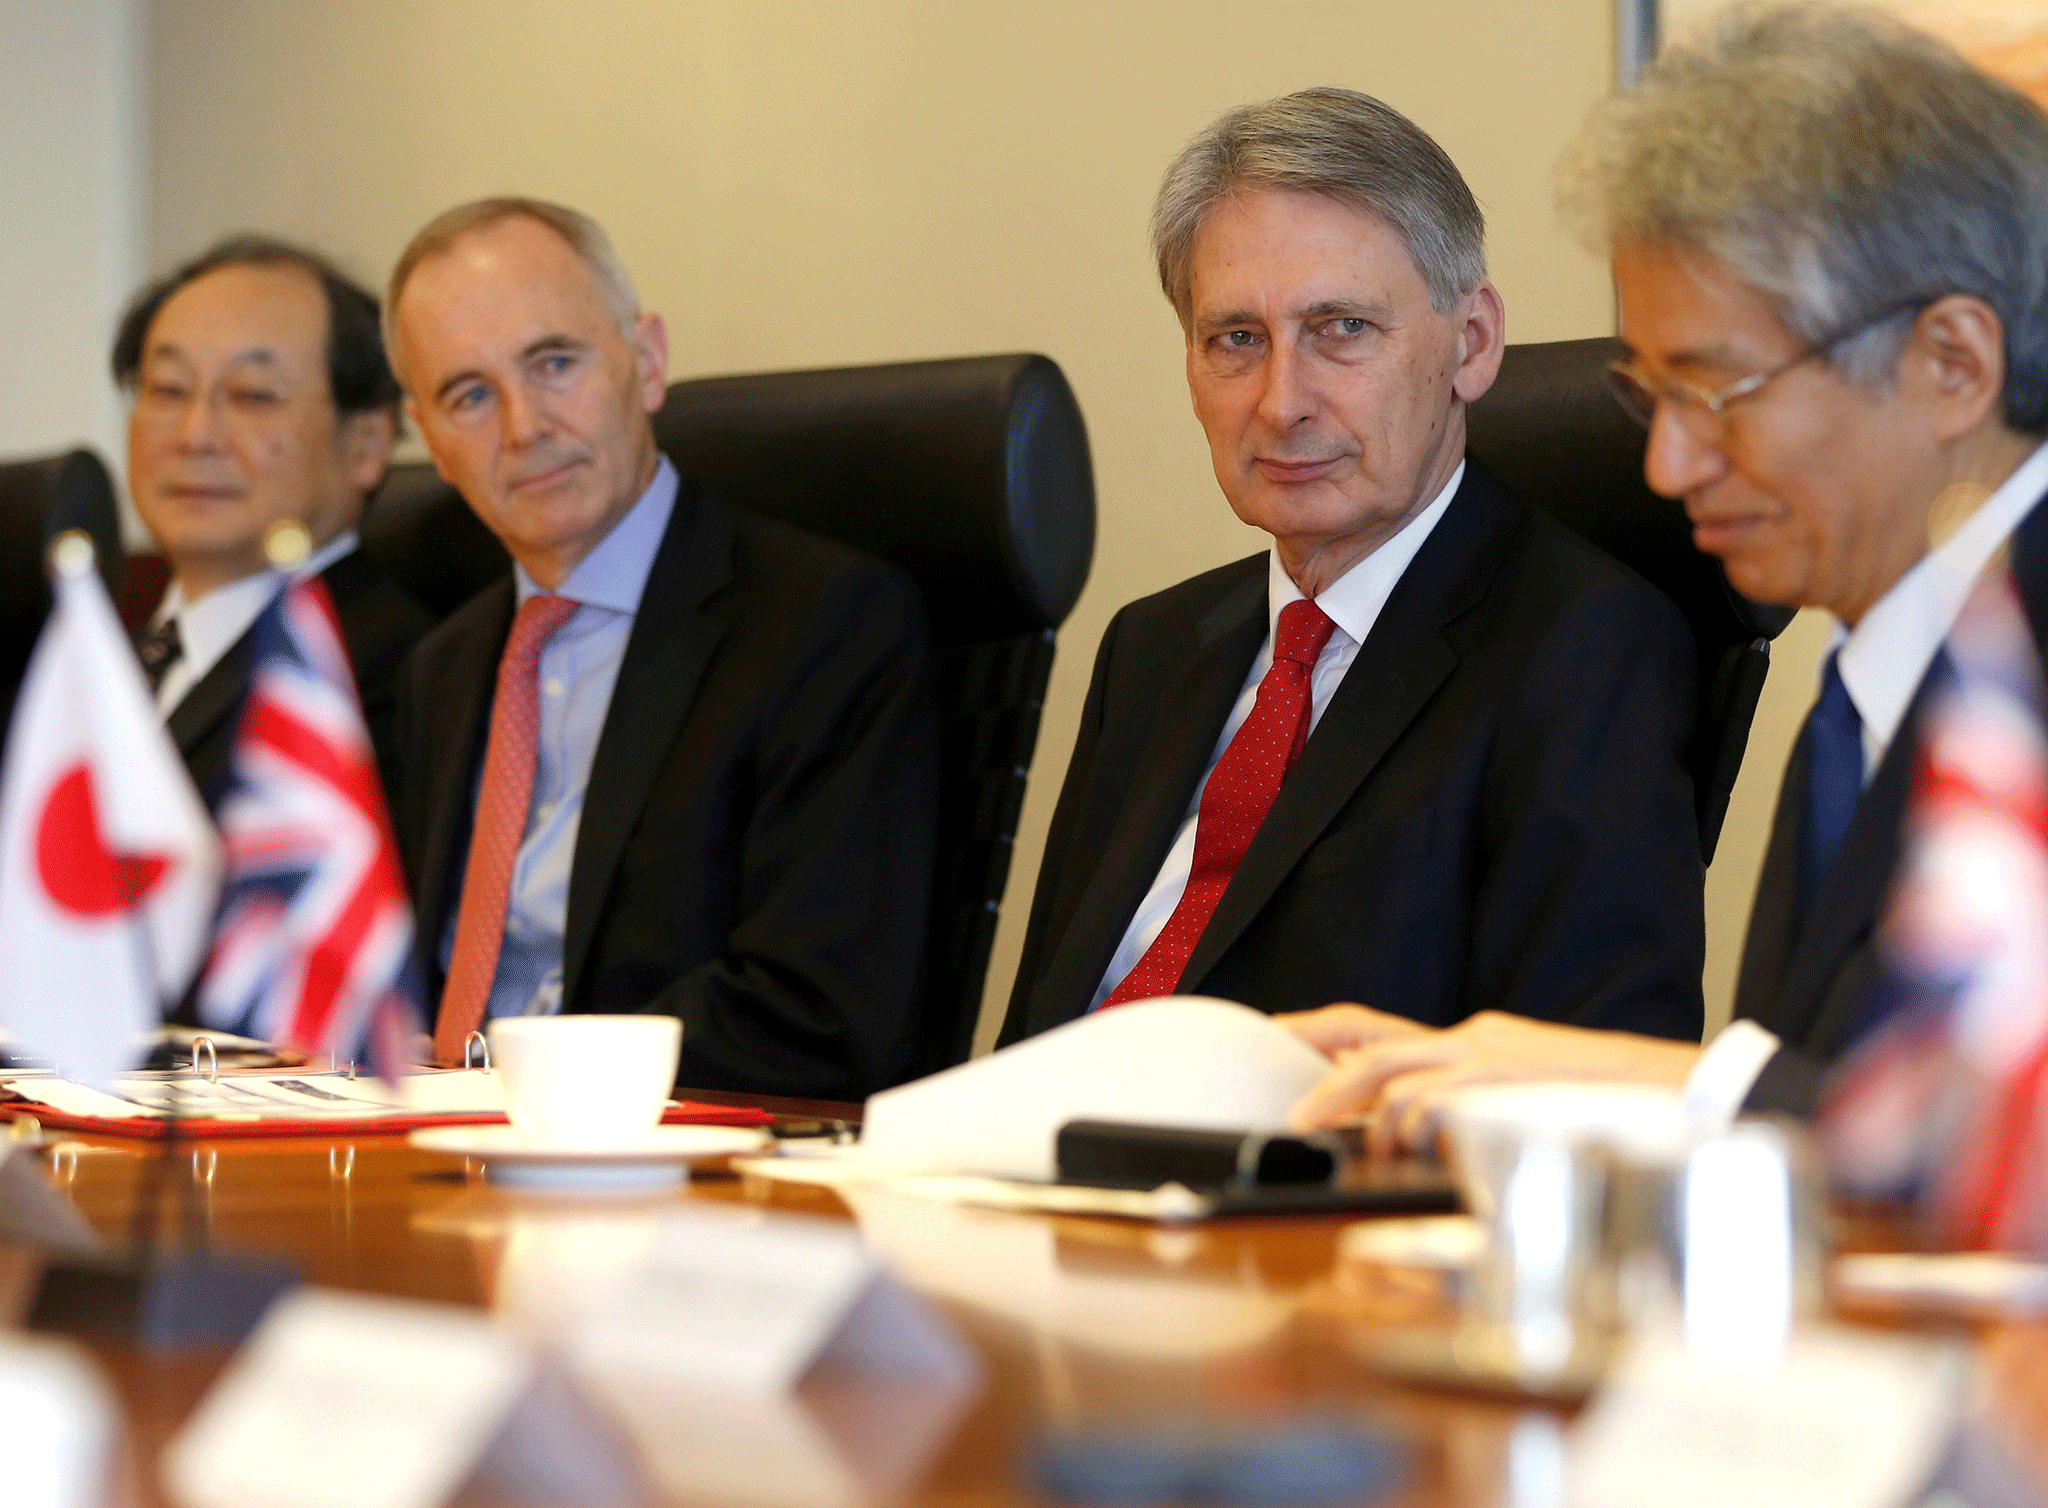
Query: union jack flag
xmin=196 ymin=576 xmax=419 ymax=1077
xmin=1822 ymin=565 xmax=2048 ymax=1250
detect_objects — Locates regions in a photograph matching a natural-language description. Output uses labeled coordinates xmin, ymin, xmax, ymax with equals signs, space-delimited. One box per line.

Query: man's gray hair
xmin=1151 ymin=86 xmax=1487 ymax=324
xmin=1559 ymin=2 xmax=2048 ymax=432
xmin=384 ymin=196 xmax=641 ymax=375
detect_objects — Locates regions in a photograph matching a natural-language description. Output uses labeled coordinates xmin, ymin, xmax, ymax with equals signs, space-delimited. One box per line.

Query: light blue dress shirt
xmin=440 ymin=457 xmax=679 ymax=1019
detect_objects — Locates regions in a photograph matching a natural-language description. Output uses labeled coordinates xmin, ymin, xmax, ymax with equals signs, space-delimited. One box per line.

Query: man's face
xmin=1184 ymin=188 xmax=1502 ymax=590
xmin=1613 ymin=241 xmax=1937 ymax=623
xmin=393 ymin=216 xmax=667 ymax=589
xmin=127 ymin=263 xmax=389 ymax=596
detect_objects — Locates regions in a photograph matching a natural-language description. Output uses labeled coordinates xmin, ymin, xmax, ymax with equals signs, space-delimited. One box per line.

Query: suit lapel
xmin=1758 ymin=697 xmax=1914 ymax=1049
xmin=1729 ymin=734 xmax=1808 ymax=1033
xmin=1176 ymin=470 xmax=1513 ymax=991
xmin=561 ymin=480 xmax=733 ymax=1005
xmin=165 ymin=633 xmax=255 ymax=762
xmin=1021 ymin=571 xmax=1267 ymax=1034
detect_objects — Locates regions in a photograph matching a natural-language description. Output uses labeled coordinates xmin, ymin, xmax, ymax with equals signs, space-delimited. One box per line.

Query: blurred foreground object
xmin=195 ymin=571 xmax=419 ymax=1077
xmin=0 ymin=1334 xmax=121 ymax=1508
xmin=0 ymin=534 xmax=219 ymax=1086
xmin=1824 ymin=568 xmax=2048 ymax=1249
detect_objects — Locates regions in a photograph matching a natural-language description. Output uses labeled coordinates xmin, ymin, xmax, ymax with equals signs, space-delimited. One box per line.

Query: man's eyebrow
xmin=521 ymin=334 xmax=587 ymax=361
xmin=1299 ymin=298 xmax=1392 ymax=323
xmin=1621 ymin=338 xmax=1752 ymax=374
xmin=1192 ymin=308 xmax=1261 ymax=337
xmin=143 ymin=342 xmax=282 ymax=369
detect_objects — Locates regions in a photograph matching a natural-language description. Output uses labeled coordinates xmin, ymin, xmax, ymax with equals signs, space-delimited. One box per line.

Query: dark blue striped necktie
xmin=1797 ymin=650 xmax=1863 ymax=918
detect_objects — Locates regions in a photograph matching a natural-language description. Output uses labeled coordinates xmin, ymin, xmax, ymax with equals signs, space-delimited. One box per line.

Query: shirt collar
xmin=153 ymin=527 xmax=360 ymax=668
xmin=1836 ymin=438 xmax=2048 ymax=762
xmin=1266 ymin=459 xmax=1465 ymax=645
xmin=514 ymin=455 xmax=678 ymax=614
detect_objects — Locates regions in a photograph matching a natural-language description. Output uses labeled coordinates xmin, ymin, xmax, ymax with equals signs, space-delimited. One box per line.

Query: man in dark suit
xmin=1000 ymin=89 xmax=1705 ymax=1049
xmin=385 ymin=198 xmax=936 ymax=1100
xmin=1287 ymin=7 xmax=2048 ymax=1146
xmin=116 ymin=237 xmax=433 ymax=812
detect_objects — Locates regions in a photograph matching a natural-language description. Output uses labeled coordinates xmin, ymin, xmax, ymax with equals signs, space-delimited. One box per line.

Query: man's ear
xmin=1449 ymin=279 xmax=1507 ymax=405
xmin=635 ymin=313 xmax=669 ymax=413
xmin=1909 ymin=293 xmax=2008 ymax=444
xmin=339 ymin=406 xmax=398 ymax=494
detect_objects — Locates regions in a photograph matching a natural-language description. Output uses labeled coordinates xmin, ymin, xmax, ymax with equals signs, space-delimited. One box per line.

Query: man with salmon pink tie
xmin=385 ymin=198 xmax=937 ymax=1101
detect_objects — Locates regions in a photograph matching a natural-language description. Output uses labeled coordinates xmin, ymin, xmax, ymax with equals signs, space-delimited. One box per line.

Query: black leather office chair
xmin=1466 ymin=336 xmax=1795 ymax=863
xmin=363 ymin=352 xmax=1096 ymax=1076
xmin=0 ymin=447 xmax=124 ymax=738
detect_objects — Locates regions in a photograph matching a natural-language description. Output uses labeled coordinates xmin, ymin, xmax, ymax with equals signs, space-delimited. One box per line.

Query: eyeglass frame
xmin=1603 ymin=293 xmax=1945 ymax=434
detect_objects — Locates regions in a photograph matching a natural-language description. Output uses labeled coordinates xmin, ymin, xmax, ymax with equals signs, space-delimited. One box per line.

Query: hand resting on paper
xmin=1276 ymin=1004 xmax=1700 ymax=1156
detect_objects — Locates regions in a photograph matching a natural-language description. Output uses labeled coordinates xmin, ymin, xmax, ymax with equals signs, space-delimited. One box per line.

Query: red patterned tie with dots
xmin=433 ymin=593 xmax=580 ymax=1064
xmin=1099 ymin=597 xmax=1337 ymax=1009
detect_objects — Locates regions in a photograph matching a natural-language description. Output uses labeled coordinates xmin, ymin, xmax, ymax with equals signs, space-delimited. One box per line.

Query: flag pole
xmin=49 ymin=532 xmax=193 ymax=1260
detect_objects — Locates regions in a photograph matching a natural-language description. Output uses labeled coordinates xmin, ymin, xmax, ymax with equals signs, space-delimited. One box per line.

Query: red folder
xmin=0 ymin=1093 xmax=774 ymax=1141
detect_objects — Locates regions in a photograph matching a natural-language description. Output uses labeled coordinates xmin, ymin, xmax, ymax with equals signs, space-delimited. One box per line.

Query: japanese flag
xmin=0 ymin=540 xmax=221 ymax=1086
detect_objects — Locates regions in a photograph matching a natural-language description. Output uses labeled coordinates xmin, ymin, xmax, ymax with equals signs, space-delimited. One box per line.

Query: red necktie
xmin=1100 ymin=598 xmax=1337 ymax=1009
xmin=433 ymin=593 xmax=580 ymax=1064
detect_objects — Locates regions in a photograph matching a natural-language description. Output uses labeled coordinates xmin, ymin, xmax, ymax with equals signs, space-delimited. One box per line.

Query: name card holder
xmin=1568 ymin=1324 xmax=1966 ymax=1508
xmin=166 ymin=1288 xmax=647 ymax=1508
xmin=568 ymin=1202 xmax=982 ymax=1396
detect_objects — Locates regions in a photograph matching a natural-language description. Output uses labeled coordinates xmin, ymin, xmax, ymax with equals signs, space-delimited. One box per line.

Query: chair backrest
xmin=362 ymin=352 xmax=1096 ymax=1076
xmin=1465 ymin=336 xmax=1795 ymax=862
xmin=0 ymin=447 xmax=124 ymax=737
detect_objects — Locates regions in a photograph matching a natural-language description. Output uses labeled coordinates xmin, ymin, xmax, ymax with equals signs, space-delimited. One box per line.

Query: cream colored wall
xmin=147 ymin=0 xmax=1808 ymax=1046
xmin=0 ymin=0 xmax=144 ymax=501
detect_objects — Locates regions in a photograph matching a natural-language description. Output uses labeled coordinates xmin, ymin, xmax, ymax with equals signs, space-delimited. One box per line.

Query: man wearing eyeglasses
xmin=1284 ymin=6 xmax=2048 ymax=1149
xmin=1002 ymin=89 xmax=1705 ymax=1051
xmin=116 ymin=236 xmax=434 ymax=815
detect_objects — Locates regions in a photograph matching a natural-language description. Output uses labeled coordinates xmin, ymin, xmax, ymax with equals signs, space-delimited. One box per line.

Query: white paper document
xmin=858 ymin=996 xmax=1330 ymax=1180
xmin=0 ymin=1068 xmax=513 ymax=1123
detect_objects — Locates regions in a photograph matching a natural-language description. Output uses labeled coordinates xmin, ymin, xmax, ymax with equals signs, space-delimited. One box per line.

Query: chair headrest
xmin=366 ymin=352 xmax=1097 ymax=643
xmin=1466 ymin=336 xmax=1794 ymax=650
xmin=653 ymin=352 xmax=1094 ymax=640
xmin=0 ymin=447 xmax=123 ymax=643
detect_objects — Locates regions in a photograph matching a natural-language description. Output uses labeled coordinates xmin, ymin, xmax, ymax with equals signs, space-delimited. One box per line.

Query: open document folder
xmin=0 ymin=1069 xmax=771 ymax=1138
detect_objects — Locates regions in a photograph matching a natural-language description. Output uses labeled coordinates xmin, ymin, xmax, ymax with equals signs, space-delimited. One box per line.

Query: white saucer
xmin=409 ymin=1124 xmax=770 ymax=1190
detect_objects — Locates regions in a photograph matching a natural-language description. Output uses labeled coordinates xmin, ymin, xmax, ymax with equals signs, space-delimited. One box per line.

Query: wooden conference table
xmin=16 ymin=1092 xmax=2046 ymax=1508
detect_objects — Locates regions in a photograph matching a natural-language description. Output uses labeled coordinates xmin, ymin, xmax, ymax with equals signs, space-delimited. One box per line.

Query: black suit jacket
xmin=394 ymin=475 xmax=938 ymax=1102
xmin=1736 ymin=491 xmax=2048 ymax=1114
xmin=1001 ymin=461 xmax=1706 ymax=1044
xmin=166 ymin=548 xmax=433 ymax=816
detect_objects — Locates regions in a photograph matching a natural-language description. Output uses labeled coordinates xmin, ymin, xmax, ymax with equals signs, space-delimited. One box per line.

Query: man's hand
xmin=1281 ymin=1008 xmax=1703 ymax=1156
xmin=1276 ymin=1002 xmax=1432 ymax=1057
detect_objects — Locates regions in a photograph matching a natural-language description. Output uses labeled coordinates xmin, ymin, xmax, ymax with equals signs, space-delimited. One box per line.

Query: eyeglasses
xmin=1604 ymin=295 xmax=1941 ymax=434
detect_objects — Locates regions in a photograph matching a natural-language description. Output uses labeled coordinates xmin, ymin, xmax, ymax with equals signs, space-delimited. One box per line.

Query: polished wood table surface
xmin=14 ymin=1101 xmax=2046 ymax=1508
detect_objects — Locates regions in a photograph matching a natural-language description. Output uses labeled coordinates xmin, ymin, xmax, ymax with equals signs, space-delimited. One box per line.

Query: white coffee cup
xmin=487 ymin=1015 xmax=683 ymax=1148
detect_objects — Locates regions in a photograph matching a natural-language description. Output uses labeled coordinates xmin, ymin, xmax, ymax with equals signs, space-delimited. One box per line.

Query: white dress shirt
xmin=150 ymin=528 xmax=360 ymax=717
xmin=1686 ymin=438 xmax=2048 ymax=1118
xmin=1089 ymin=461 xmax=1465 ymax=1009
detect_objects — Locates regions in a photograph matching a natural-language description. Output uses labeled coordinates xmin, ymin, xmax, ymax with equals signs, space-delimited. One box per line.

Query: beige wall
xmin=0 ymin=0 xmax=144 ymax=495
xmin=146 ymin=0 xmax=1813 ymax=1045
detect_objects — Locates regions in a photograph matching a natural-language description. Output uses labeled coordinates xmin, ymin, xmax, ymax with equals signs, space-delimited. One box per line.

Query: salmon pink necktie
xmin=1099 ymin=597 xmax=1336 ymax=1009
xmin=433 ymin=593 xmax=580 ymax=1063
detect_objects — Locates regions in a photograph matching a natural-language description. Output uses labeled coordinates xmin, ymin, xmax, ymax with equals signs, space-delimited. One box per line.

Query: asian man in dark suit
xmin=385 ymin=198 xmax=936 ymax=1101
xmin=115 ymin=237 xmax=433 ymax=813
xmin=1000 ymin=89 xmax=1706 ymax=1049
xmin=1287 ymin=7 xmax=2048 ymax=1148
